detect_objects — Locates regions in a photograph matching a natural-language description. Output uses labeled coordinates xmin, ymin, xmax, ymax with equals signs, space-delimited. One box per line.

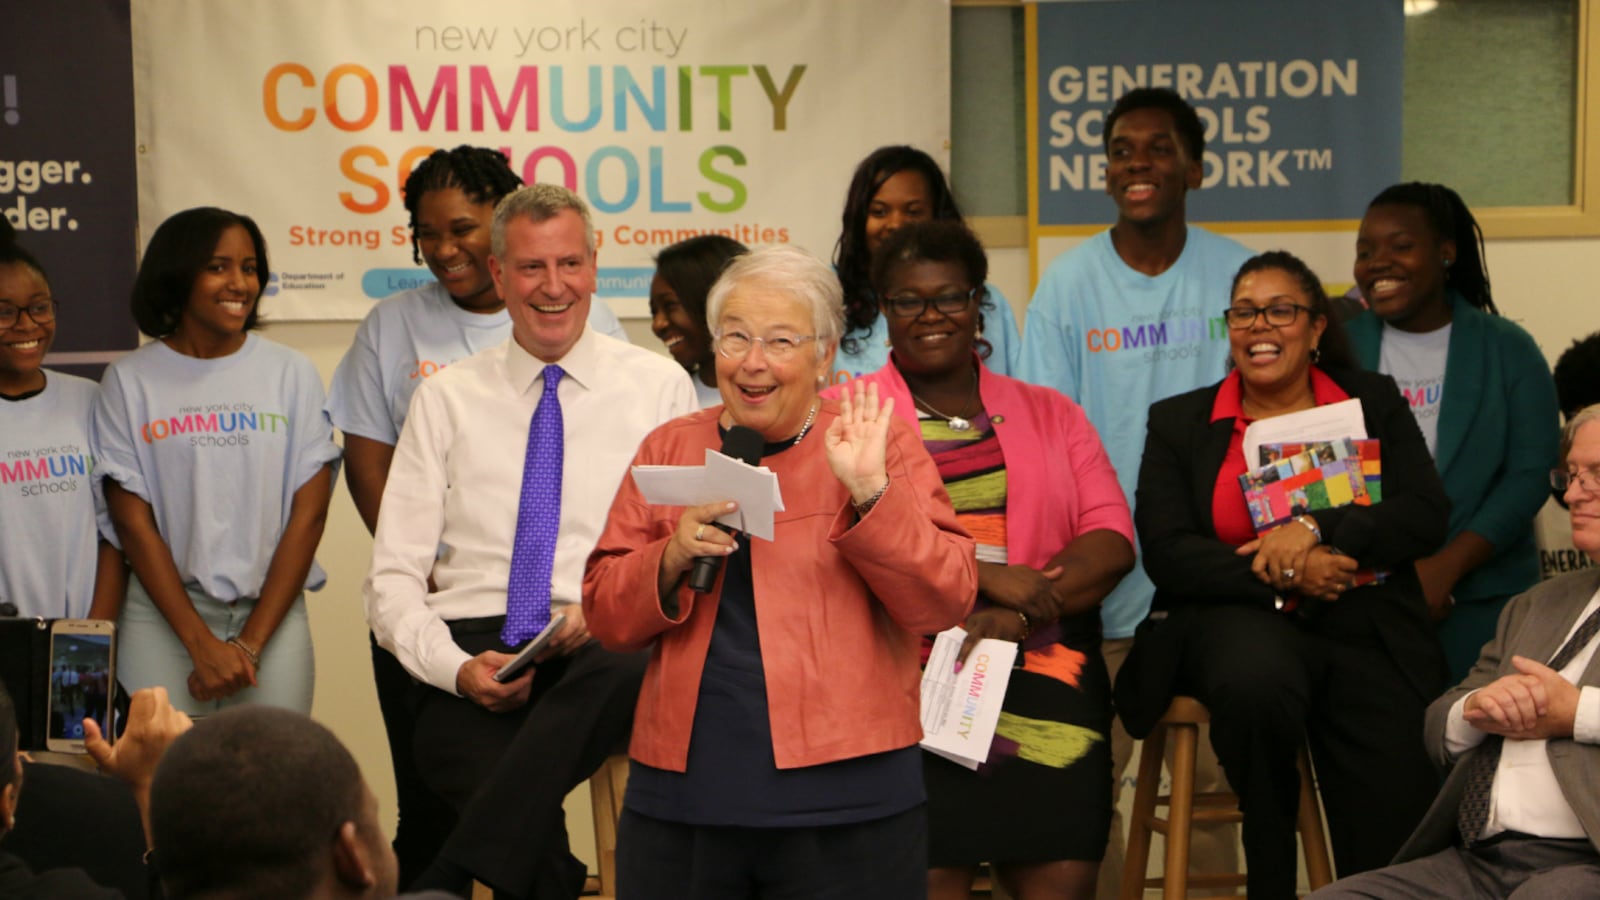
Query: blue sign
xmin=1033 ymin=0 xmax=1403 ymax=226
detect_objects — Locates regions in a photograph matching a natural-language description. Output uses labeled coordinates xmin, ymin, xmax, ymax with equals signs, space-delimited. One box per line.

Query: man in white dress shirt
xmin=365 ymin=184 xmax=696 ymax=898
xmin=1311 ymin=404 xmax=1600 ymax=898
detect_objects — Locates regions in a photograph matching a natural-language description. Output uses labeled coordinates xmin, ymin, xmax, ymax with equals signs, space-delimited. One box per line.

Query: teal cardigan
xmin=1346 ymin=293 xmax=1560 ymax=602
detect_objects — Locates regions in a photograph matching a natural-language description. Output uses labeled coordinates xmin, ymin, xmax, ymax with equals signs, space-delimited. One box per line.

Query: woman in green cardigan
xmin=1350 ymin=182 xmax=1560 ymax=682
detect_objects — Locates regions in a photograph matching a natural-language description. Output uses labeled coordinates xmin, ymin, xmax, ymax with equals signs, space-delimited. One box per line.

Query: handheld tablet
xmin=492 ymin=613 xmax=567 ymax=684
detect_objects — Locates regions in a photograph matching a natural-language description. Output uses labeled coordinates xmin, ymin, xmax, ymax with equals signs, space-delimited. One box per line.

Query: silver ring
xmin=695 ymin=525 xmax=706 ymax=541
xmin=1283 ymin=568 xmax=1297 ymax=580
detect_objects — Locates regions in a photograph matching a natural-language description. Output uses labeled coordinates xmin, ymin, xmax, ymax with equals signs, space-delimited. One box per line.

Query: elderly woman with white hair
xmin=584 ymin=244 xmax=977 ymax=898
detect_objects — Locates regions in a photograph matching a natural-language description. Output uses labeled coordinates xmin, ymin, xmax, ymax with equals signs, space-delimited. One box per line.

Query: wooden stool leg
xmin=1120 ymin=726 xmax=1169 ymax=900
xmin=1163 ymin=723 xmax=1197 ymax=900
xmin=1296 ymin=747 xmax=1333 ymax=890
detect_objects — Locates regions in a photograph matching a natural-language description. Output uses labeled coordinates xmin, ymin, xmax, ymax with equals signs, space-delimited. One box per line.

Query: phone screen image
xmin=49 ymin=632 xmax=113 ymax=745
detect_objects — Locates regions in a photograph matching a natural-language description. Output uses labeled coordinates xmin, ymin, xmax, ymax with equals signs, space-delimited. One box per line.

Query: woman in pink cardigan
xmin=829 ymin=221 xmax=1134 ymax=900
xmin=584 ymin=245 xmax=976 ymax=899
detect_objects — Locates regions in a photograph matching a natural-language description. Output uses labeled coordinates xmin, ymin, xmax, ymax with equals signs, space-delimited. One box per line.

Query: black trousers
xmin=409 ymin=618 xmax=647 ymax=900
xmin=369 ymin=631 xmax=457 ymax=886
xmin=1174 ymin=603 xmax=1441 ymax=900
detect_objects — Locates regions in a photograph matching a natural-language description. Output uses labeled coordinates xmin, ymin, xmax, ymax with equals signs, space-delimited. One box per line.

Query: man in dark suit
xmin=1312 ymin=404 xmax=1600 ymax=897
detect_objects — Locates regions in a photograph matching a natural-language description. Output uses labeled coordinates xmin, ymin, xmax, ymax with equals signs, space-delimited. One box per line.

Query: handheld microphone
xmin=689 ymin=425 xmax=764 ymax=593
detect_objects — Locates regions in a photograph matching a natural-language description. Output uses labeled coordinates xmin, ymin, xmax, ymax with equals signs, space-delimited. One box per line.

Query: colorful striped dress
xmin=919 ymin=410 xmax=1114 ymax=865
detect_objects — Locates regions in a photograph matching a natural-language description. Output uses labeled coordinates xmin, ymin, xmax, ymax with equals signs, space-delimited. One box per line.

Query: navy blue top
xmin=624 ymin=433 xmax=924 ymax=827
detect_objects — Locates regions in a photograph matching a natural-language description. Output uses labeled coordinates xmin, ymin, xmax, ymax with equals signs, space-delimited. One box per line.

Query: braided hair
xmin=1366 ymin=182 xmax=1495 ymax=315
xmin=401 ymin=146 xmax=523 ymax=264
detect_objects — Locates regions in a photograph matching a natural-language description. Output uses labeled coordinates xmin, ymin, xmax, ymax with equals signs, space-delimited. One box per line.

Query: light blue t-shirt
xmin=830 ymin=281 xmax=1022 ymax=387
xmin=0 ymin=372 xmax=105 ymax=618
xmin=326 ymin=281 xmax=630 ymax=443
xmin=1377 ymin=321 xmax=1451 ymax=459
xmin=93 ymin=334 xmax=342 ymax=601
xmin=1020 ymin=226 xmax=1253 ymax=638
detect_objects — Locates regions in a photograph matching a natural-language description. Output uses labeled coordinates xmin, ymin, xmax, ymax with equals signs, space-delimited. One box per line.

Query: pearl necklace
xmin=909 ymin=369 xmax=978 ymax=432
xmin=792 ymin=400 xmax=820 ymax=443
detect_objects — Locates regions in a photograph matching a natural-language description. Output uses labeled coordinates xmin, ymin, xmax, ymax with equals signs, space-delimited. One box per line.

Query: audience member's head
xmin=131 ymin=207 xmax=270 ymax=338
xmin=1554 ymin=331 xmax=1600 ymax=420
xmin=149 ymin=705 xmax=397 ymax=900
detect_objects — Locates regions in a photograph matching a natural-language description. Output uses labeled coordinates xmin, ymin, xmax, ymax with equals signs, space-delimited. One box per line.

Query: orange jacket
xmin=583 ymin=402 xmax=976 ymax=771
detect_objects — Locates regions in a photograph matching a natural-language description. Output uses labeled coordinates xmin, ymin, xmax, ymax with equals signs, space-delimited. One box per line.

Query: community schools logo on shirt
xmin=1396 ymin=376 xmax=1443 ymax=421
xmin=1085 ymin=309 xmax=1229 ymax=363
xmin=1 ymin=443 xmax=95 ymax=497
xmin=140 ymin=404 xmax=289 ymax=447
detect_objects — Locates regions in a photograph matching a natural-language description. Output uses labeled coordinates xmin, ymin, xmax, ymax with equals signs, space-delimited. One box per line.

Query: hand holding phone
xmin=492 ymin=614 xmax=567 ymax=684
xmin=47 ymin=619 xmax=117 ymax=753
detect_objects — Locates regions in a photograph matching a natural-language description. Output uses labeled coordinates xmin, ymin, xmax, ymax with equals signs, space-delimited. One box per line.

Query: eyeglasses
xmin=0 ymin=299 xmax=56 ymax=330
xmin=1223 ymin=303 xmax=1313 ymax=329
xmin=1552 ymin=466 xmax=1600 ymax=494
xmin=713 ymin=330 xmax=817 ymax=361
xmin=884 ymin=289 xmax=978 ymax=319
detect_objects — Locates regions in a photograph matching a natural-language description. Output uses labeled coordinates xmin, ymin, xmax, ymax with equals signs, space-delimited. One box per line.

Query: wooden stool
xmin=586 ymin=753 xmax=630 ymax=899
xmin=1120 ymin=696 xmax=1333 ymax=899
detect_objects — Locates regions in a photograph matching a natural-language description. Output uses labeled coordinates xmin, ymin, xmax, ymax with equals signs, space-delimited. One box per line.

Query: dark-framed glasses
xmin=0 ymin=299 xmax=56 ymax=329
xmin=1224 ymin=303 xmax=1312 ymax=329
xmin=1551 ymin=466 xmax=1600 ymax=494
xmin=885 ymin=289 xmax=978 ymax=319
xmin=713 ymin=330 xmax=817 ymax=361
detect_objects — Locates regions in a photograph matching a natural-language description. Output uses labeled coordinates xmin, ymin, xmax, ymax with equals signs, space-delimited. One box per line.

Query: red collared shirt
xmin=1209 ymin=367 xmax=1351 ymax=546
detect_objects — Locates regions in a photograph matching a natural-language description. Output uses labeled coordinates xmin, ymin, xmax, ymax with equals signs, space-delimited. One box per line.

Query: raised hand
xmin=824 ymin=379 xmax=893 ymax=504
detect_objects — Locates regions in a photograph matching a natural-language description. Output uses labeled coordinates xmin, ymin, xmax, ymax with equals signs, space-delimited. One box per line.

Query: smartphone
xmin=493 ymin=613 xmax=567 ymax=684
xmin=46 ymin=619 xmax=116 ymax=753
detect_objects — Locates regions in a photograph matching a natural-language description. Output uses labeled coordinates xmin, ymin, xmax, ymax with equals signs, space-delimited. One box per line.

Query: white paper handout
xmin=919 ymin=627 xmax=1018 ymax=770
xmin=1242 ymin=397 xmax=1367 ymax=467
xmin=630 ymin=447 xmax=784 ymax=540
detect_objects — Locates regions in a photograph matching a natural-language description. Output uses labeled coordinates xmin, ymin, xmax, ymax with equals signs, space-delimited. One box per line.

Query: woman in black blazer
xmin=1115 ymin=251 xmax=1450 ymax=899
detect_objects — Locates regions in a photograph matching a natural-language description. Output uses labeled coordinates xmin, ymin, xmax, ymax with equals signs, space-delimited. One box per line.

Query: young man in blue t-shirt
xmin=1020 ymin=87 xmax=1252 ymax=896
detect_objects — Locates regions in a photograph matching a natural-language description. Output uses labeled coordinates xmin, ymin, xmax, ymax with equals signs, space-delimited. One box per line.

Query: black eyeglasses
xmin=0 ymin=299 xmax=56 ymax=330
xmin=884 ymin=289 xmax=978 ymax=319
xmin=1223 ymin=303 xmax=1312 ymax=330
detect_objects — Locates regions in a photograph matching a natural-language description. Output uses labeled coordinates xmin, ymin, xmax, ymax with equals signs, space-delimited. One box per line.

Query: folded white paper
xmin=919 ymin=627 xmax=1017 ymax=770
xmin=631 ymin=448 xmax=784 ymax=541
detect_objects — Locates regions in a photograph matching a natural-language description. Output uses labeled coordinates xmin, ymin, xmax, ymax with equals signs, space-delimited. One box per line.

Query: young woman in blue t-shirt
xmin=94 ymin=208 xmax=339 ymax=714
xmin=0 ymin=241 xmax=126 ymax=620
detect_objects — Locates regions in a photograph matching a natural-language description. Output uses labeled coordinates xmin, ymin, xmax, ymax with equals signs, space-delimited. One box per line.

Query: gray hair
xmin=705 ymin=245 xmax=844 ymax=359
xmin=1562 ymin=403 xmax=1600 ymax=466
xmin=491 ymin=184 xmax=596 ymax=258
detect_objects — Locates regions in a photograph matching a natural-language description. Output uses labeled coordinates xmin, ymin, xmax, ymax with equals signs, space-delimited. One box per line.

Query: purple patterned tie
xmin=1457 ymin=603 xmax=1600 ymax=845
xmin=502 ymin=364 xmax=564 ymax=646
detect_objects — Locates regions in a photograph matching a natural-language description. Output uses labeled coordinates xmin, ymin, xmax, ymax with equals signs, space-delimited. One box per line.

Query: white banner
xmin=132 ymin=0 xmax=949 ymax=320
